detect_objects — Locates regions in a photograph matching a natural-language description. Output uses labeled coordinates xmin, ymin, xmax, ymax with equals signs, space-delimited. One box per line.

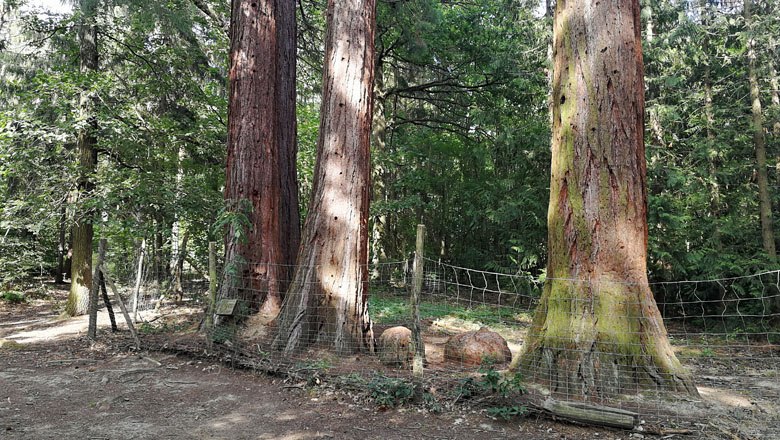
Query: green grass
xmin=369 ymin=294 xmax=530 ymax=327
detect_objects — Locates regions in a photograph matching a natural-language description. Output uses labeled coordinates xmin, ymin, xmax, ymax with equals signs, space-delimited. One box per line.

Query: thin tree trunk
xmin=371 ymin=60 xmax=388 ymax=278
xmin=132 ymin=239 xmax=146 ymax=323
xmin=88 ymin=239 xmax=106 ymax=339
xmin=99 ymin=270 xmax=117 ymax=332
xmin=55 ymin=205 xmax=66 ymax=284
xmin=700 ymin=0 xmax=722 ymax=249
xmin=771 ymin=65 xmax=780 ymax=137
xmin=511 ymin=0 xmax=697 ymax=396
xmin=65 ymin=0 xmax=99 ymax=317
xmin=275 ymin=0 xmax=377 ymax=354
xmin=171 ymin=230 xmax=189 ymax=302
xmin=745 ymin=0 xmax=776 ymax=261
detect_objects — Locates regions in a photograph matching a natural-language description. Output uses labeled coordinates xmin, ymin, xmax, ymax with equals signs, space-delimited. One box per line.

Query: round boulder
xmin=444 ymin=327 xmax=512 ymax=366
xmin=377 ymin=326 xmax=413 ymax=366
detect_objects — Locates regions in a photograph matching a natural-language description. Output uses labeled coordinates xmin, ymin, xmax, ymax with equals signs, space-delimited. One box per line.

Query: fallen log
xmin=541 ymin=398 xmax=639 ymax=430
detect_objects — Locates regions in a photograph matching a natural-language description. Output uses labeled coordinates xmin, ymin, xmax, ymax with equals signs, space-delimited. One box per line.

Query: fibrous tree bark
xmin=65 ymin=0 xmax=99 ymax=317
xmin=275 ymin=0 xmax=376 ymax=354
xmin=510 ymin=0 xmax=697 ymax=397
xmin=218 ymin=0 xmax=299 ymax=323
xmin=276 ymin=0 xmax=301 ymax=292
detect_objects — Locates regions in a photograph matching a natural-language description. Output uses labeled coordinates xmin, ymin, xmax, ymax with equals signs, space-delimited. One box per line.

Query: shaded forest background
xmin=1 ymin=0 xmax=779 ymax=295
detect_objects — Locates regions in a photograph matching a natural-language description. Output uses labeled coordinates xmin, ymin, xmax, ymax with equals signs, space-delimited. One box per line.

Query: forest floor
xmin=0 ymin=283 xmax=776 ymax=440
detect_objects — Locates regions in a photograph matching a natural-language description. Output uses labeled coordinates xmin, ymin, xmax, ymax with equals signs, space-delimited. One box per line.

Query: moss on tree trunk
xmin=511 ymin=0 xmax=697 ymax=397
xmin=65 ymin=0 xmax=99 ymax=317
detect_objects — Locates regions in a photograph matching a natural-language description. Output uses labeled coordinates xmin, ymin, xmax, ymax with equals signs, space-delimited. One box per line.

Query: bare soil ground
xmin=0 ymin=285 xmax=775 ymax=439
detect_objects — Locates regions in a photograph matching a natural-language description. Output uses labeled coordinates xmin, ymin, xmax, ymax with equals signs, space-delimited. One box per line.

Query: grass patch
xmin=369 ymin=294 xmax=531 ymax=327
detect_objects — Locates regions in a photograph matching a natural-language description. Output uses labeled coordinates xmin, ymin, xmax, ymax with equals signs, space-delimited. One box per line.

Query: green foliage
xmin=477 ymin=366 xmax=526 ymax=398
xmin=368 ymin=375 xmax=415 ymax=408
xmin=1 ymin=0 xmax=779 ymax=316
xmin=453 ymin=367 xmax=526 ymax=419
xmin=1 ymin=290 xmax=26 ymax=304
xmin=485 ymin=404 xmax=527 ymax=420
xmin=644 ymin=0 xmax=780 ymax=284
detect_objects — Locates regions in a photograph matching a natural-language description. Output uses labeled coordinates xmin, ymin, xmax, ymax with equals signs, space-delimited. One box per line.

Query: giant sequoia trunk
xmin=65 ymin=0 xmax=99 ymax=317
xmin=276 ymin=0 xmax=301 ymax=288
xmin=275 ymin=0 xmax=376 ymax=354
xmin=511 ymin=0 xmax=697 ymax=397
xmin=219 ymin=0 xmax=299 ymax=321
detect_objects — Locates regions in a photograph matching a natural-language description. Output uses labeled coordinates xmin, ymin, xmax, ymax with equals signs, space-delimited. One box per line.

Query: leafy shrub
xmin=368 ymin=375 xmax=415 ymax=407
xmin=1 ymin=290 xmax=25 ymax=304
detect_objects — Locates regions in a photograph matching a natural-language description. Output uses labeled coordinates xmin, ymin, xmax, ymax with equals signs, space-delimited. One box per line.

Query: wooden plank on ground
xmin=542 ymin=398 xmax=639 ymax=430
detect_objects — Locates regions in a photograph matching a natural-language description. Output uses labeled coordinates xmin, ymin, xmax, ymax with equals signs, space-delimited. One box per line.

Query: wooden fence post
xmin=411 ymin=224 xmax=426 ymax=401
xmin=204 ymin=242 xmax=217 ymax=332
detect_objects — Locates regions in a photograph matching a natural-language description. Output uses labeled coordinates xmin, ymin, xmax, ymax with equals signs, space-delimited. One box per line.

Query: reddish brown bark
xmin=276 ymin=0 xmax=301 ymax=289
xmin=220 ymin=0 xmax=298 ymax=320
xmin=511 ymin=0 xmax=697 ymax=396
xmin=275 ymin=0 xmax=376 ymax=354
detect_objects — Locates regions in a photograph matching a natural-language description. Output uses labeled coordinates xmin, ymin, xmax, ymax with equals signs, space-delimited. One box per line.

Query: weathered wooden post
xmin=204 ymin=242 xmax=218 ymax=333
xmin=411 ymin=224 xmax=426 ymax=401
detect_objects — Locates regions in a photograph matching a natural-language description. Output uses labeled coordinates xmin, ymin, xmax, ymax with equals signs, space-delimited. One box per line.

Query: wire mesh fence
xmin=116 ymin=251 xmax=780 ymax=437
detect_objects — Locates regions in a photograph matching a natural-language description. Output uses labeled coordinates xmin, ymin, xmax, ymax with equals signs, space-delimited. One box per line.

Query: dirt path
xmin=1 ymin=340 xmax=626 ymax=440
xmin=0 ymin=296 xmax=629 ymax=440
xmin=1 ymin=291 xmax=762 ymax=440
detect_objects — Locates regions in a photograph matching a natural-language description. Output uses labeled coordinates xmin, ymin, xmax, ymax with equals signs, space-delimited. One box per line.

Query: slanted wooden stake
xmin=88 ymin=239 xmax=107 ymax=340
xmin=102 ymin=269 xmax=141 ymax=350
xmin=411 ymin=224 xmax=426 ymax=401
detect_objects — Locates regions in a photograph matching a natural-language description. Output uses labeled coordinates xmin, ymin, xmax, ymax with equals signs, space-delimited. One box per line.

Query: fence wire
xmin=125 ymin=256 xmax=779 ymax=438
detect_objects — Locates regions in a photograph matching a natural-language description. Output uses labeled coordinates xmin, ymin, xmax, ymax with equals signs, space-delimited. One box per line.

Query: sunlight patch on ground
xmin=5 ymin=310 xmax=122 ymax=344
xmin=697 ymin=386 xmax=753 ymax=408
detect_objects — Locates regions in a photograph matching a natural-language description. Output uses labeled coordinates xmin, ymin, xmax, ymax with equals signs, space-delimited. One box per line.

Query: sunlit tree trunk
xmin=275 ymin=0 xmax=376 ymax=354
xmin=744 ymin=0 xmax=776 ymax=262
xmin=219 ymin=0 xmax=298 ymax=322
xmin=65 ymin=0 xmax=99 ymax=317
xmin=511 ymin=0 xmax=697 ymax=396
